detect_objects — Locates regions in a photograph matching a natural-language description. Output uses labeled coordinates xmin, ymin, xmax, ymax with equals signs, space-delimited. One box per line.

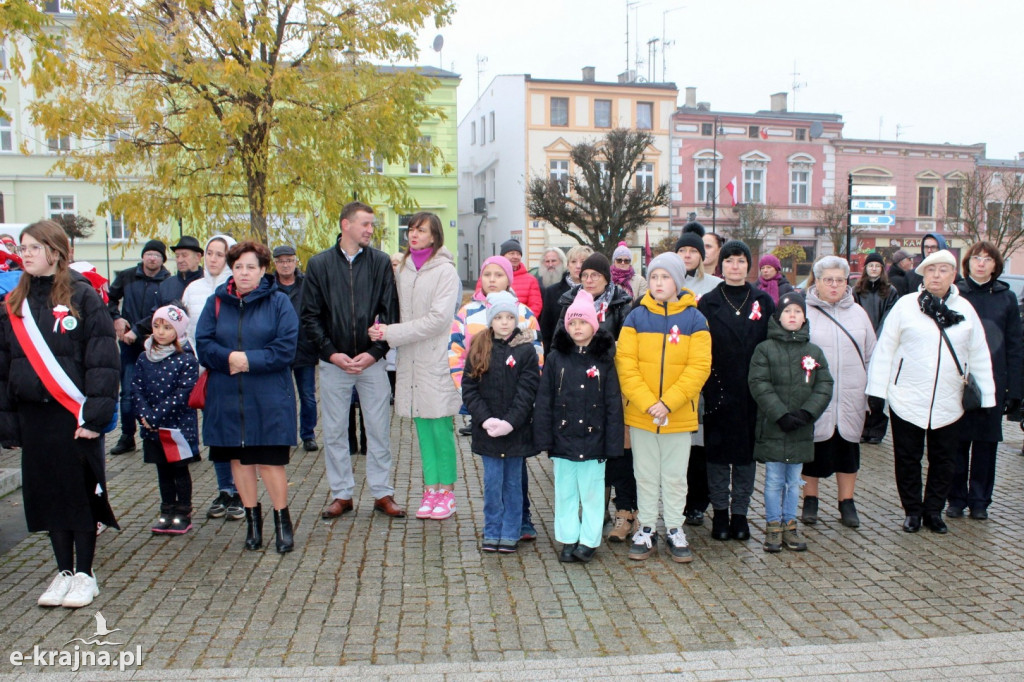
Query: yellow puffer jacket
xmin=615 ymin=290 xmax=712 ymax=434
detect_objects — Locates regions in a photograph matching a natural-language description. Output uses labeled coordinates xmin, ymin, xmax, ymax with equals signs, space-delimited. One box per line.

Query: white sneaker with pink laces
xmin=416 ymin=489 xmax=438 ymax=519
xmin=430 ymin=490 xmax=456 ymax=520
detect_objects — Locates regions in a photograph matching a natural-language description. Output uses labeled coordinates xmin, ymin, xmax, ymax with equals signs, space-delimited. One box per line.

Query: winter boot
xmin=607 ymin=509 xmax=636 ymax=542
xmin=838 ymin=498 xmax=860 ymax=528
xmin=763 ymin=522 xmax=782 ymax=553
xmin=801 ymin=495 xmax=819 ymax=525
xmin=244 ymin=504 xmax=263 ymax=550
xmin=730 ymin=514 xmax=750 ymax=541
xmin=782 ymin=519 xmax=807 ymax=551
xmin=274 ymin=508 xmax=294 ymax=553
xmin=711 ymin=509 xmax=730 ymax=541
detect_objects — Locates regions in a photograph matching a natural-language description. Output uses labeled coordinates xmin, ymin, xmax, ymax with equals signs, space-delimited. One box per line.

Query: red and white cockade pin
xmin=52 ymin=304 xmax=76 ymax=333
xmin=749 ymin=300 xmax=762 ymax=321
xmin=669 ymin=324 xmax=680 ymax=344
xmin=505 ymin=355 xmax=516 ymax=368
xmin=586 ymin=365 xmax=599 ymax=378
xmin=801 ymin=355 xmax=820 ymax=383
xmin=597 ymin=302 xmax=608 ymax=322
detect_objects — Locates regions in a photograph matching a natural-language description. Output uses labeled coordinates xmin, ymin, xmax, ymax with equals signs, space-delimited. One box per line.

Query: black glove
xmin=776 ymin=411 xmax=809 ymax=433
xmin=1004 ymin=397 xmax=1021 ymax=418
xmin=868 ymin=396 xmax=885 ymax=413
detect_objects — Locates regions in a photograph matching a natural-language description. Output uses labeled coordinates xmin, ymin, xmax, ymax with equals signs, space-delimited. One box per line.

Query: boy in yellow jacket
xmin=615 ymin=253 xmax=712 ymax=562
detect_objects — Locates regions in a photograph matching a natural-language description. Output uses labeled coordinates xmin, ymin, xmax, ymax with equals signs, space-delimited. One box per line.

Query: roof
xmin=525 ymin=75 xmax=677 ymax=91
xmin=674 ymin=106 xmax=842 ymax=124
xmin=375 ymin=65 xmax=461 ymax=80
xmin=837 ymin=138 xmax=986 ymax=153
xmin=977 ymin=157 xmax=1024 ymax=169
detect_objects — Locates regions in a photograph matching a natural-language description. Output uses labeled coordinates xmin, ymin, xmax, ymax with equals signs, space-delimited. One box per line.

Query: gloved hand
xmin=481 ymin=418 xmax=499 ymax=433
xmin=1003 ymin=397 xmax=1021 ymax=419
xmin=487 ymin=419 xmax=514 ymax=438
xmin=776 ymin=412 xmax=807 ymax=433
xmin=868 ymin=396 xmax=885 ymax=413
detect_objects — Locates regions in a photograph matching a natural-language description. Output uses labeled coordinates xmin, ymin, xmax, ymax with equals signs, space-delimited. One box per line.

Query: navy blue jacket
xmin=196 ymin=274 xmax=298 ymax=447
xmin=130 ymin=342 xmax=200 ymax=462
xmin=276 ymin=271 xmax=318 ymax=367
xmin=135 ymin=267 xmax=204 ymax=338
xmin=107 ymin=264 xmax=170 ymax=354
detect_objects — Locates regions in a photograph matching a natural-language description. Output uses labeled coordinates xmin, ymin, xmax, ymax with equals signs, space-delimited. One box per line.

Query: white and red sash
xmin=5 ymin=298 xmax=86 ymax=426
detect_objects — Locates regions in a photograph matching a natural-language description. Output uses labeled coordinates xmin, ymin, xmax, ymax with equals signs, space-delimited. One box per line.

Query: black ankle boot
xmin=730 ymin=514 xmax=750 ymax=541
xmin=274 ymin=508 xmax=294 ymax=554
xmin=244 ymin=504 xmax=263 ymax=550
xmin=711 ymin=509 xmax=730 ymax=541
xmin=801 ymin=496 xmax=819 ymax=524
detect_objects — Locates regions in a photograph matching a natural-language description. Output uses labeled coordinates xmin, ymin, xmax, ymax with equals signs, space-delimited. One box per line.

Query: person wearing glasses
xmin=802 ymin=256 xmax=876 ymax=528
xmin=946 ymin=243 xmax=1022 ymax=521
xmin=540 ymin=245 xmax=591 ymax=355
xmin=867 ymin=249 xmax=995 ymax=534
xmin=901 ymin=233 xmax=962 ymax=295
xmin=610 ymin=242 xmax=648 ymax=301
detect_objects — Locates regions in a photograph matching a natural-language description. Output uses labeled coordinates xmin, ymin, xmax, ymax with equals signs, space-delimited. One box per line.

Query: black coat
xmin=956 ymin=277 xmax=1024 ymax=442
xmin=461 ymin=328 xmax=540 ymax=458
xmin=534 ymin=327 xmax=624 ymax=461
xmin=107 ymin=263 xmax=170 ymax=354
xmin=539 ymin=277 xmax=572 ymax=354
xmin=556 ymin=283 xmax=634 ymax=341
xmin=134 ymin=267 xmax=205 ymax=338
xmin=854 ymin=278 xmax=899 ymax=332
xmin=276 ymin=271 xmax=319 ymax=367
xmin=887 ymin=264 xmax=909 ymax=297
xmin=698 ymin=282 xmax=775 ymax=465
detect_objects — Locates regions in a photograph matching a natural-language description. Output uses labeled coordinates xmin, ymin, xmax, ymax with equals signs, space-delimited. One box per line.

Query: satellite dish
xmin=432 ymin=35 xmax=444 ymax=52
xmin=809 ymin=121 xmax=824 ymax=139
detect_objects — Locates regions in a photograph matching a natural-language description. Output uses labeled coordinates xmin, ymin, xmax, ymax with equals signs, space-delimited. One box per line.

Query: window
xmin=107 ymin=126 xmax=132 ymax=153
xmin=696 ymin=167 xmax=716 ymax=204
xmin=366 ymin=152 xmax=383 ymax=174
xmin=597 ymin=161 xmax=609 ymax=187
xmin=790 ymin=169 xmax=809 ymax=205
xmin=47 ymin=134 xmax=70 ymax=153
xmin=748 ymin=125 xmax=760 ymax=139
xmin=636 ymin=102 xmax=653 ymax=130
xmin=987 ymin=202 xmax=1002 ymax=230
xmin=550 ymin=97 xmax=569 ymax=127
xmin=946 ymin=186 xmax=961 ymax=218
xmin=795 ymin=128 xmax=807 ymax=141
xmin=109 ymin=214 xmax=131 ymax=241
xmin=488 ymin=112 xmax=495 ymax=141
xmin=470 ymin=121 xmax=476 ymax=144
xmin=409 ymin=136 xmax=430 ymax=175
xmin=701 ymin=122 xmax=713 ymax=136
xmin=744 ymin=168 xmax=764 ymax=203
xmin=397 ymin=214 xmax=414 ymax=248
xmin=0 ymin=44 xmax=8 ymax=72
xmin=0 ymin=192 xmax=5 ymax=222
xmin=594 ymin=99 xmax=612 ymax=128
xmin=486 ymin=169 xmax=495 ymax=203
xmin=917 ymin=186 xmax=935 ymax=217
xmin=635 ymin=162 xmax=654 ymax=194
xmin=47 ymin=195 xmax=75 ymax=222
xmin=479 ymin=116 xmax=485 ymax=146
xmin=549 ymin=159 xmax=569 ymax=192
xmin=44 ymin=0 xmax=66 ymax=12
xmin=0 ymin=112 xmax=12 ymax=152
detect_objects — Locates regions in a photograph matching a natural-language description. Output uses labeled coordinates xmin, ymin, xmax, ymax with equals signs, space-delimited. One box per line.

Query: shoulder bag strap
xmin=814 ymin=306 xmax=865 ymax=369
xmin=935 ymin=321 xmax=966 ymax=378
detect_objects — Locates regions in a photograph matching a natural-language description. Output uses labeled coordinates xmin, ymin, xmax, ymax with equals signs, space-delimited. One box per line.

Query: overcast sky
xmin=416 ymin=0 xmax=1024 ymax=159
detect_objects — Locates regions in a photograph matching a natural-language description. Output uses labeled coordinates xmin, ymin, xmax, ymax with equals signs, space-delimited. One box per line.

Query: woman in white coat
xmin=866 ymin=250 xmax=995 ymax=535
xmin=370 ymin=212 xmax=463 ymax=522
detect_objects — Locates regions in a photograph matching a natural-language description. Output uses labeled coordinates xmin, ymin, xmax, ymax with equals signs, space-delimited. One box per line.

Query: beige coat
xmin=388 ymin=247 xmax=463 ymax=419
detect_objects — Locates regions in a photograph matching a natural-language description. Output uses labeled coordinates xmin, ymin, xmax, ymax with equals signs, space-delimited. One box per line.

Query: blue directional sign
xmin=851 ymin=200 xmax=896 ymax=211
xmin=851 ymin=214 xmax=895 ymax=226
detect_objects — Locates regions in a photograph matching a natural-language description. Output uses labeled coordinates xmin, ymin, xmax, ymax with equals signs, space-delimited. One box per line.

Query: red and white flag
xmin=159 ymin=428 xmax=195 ymax=463
xmin=725 ymin=177 xmax=738 ymax=206
xmin=760 ymin=128 xmax=769 ymax=140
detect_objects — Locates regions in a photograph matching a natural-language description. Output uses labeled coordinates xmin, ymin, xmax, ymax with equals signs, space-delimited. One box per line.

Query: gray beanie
xmin=647 ymin=252 xmax=687 ymax=292
xmin=485 ymin=291 xmax=519 ymax=326
xmin=499 ymin=238 xmax=523 ymax=256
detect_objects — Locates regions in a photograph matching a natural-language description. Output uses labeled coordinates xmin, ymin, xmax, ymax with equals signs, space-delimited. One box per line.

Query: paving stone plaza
xmin=1 ymin=412 xmax=1023 ymax=679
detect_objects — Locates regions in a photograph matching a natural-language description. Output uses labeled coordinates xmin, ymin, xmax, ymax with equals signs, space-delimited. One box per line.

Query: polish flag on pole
xmin=725 ymin=177 xmax=738 ymax=206
xmin=159 ymin=428 xmax=195 ymax=463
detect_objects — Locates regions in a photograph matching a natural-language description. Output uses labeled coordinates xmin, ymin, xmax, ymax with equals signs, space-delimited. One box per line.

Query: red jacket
xmin=474 ymin=263 xmax=543 ymax=317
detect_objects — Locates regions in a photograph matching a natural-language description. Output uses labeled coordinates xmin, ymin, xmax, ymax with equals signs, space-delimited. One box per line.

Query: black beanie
xmin=499 ymin=238 xmax=522 ymax=256
xmin=719 ymin=240 xmax=752 ymax=271
xmin=674 ymin=232 xmax=706 ymax=260
xmin=775 ymin=291 xmax=807 ymax=321
xmin=141 ymin=239 xmax=167 ymax=263
xmin=864 ymin=252 xmax=884 ymax=268
xmin=580 ymin=252 xmax=612 ymax=284
xmin=682 ymin=221 xmax=706 ymax=237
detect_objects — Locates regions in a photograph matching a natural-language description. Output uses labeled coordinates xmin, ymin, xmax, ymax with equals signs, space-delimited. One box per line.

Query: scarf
xmin=409 ymin=246 xmax=432 ymax=271
xmin=756 ymin=273 xmax=782 ymax=304
xmin=918 ymin=290 xmax=964 ymax=328
xmin=144 ymin=336 xmax=177 ymax=363
xmin=611 ymin=266 xmax=635 ymax=298
xmin=592 ymin=284 xmax=616 ymax=322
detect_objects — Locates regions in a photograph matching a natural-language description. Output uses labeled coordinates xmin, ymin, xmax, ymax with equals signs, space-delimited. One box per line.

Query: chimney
xmin=770 ymin=92 xmax=788 ymax=112
xmin=685 ymin=87 xmax=697 ymax=108
xmin=582 ymin=66 xmax=595 ymax=82
xmin=696 ymin=101 xmax=710 ymax=111
xmin=617 ymin=70 xmax=636 ymax=83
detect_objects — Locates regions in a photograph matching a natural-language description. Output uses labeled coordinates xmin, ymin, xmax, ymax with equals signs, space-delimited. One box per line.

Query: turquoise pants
xmin=553 ymin=458 xmax=606 ymax=549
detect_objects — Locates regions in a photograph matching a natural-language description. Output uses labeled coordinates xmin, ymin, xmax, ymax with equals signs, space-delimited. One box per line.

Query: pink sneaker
xmin=430 ymin=490 xmax=456 ymax=520
xmin=415 ymin=489 xmax=438 ymax=519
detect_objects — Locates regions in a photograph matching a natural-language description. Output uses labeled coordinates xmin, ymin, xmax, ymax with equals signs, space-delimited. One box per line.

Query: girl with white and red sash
xmin=0 ymin=221 xmax=120 ymax=609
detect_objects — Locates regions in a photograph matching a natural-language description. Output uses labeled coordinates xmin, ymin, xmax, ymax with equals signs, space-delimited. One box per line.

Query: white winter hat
xmin=915 ymin=249 xmax=957 ymax=275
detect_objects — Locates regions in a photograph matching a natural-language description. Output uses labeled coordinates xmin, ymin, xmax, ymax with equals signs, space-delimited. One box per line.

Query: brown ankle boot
xmin=607 ymin=510 xmax=635 ymax=542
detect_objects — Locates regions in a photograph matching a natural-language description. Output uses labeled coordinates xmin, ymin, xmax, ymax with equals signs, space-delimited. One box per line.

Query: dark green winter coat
xmin=748 ymin=317 xmax=834 ymax=464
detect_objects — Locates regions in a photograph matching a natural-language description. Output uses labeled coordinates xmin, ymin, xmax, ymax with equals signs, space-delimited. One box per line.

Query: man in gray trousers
xmin=301 ymin=201 xmax=406 ymax=518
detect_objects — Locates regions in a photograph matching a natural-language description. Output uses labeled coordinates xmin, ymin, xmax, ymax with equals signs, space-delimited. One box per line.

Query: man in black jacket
xmin=134 ymin=235 xmax=204 ymax=339
xmin=302 ymin=201 xmax=404 ymax=519
xmin=107 ymin=239 xmax=170 ymax=454
xmin=274 ymin=244 xmax=320 ymax=452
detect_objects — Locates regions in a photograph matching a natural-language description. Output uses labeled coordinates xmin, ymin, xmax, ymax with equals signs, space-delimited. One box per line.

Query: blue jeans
xmin=118 ymin=345 xmax=138 ymax=437
xmin=522 ymin=461 xmax=532 ymax=526
xmin=482 ymin=456 xmax=523 ymax=545
xmin=214 ymin=461 xmax=236 ymax=496
xmin=293 ymin=365 xmax=317 ymax=442
xmin=764 ymin=462 xmax=803 ymax=524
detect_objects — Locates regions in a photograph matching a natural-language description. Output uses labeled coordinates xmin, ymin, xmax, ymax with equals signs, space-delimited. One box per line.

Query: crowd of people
xmin=0 ymin=213 xmax=1019 ymax=608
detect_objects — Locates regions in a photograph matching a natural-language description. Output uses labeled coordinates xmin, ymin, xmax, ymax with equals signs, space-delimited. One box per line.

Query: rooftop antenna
xmin=646 ymin=37 xmax=659 ymax=82
xmin=432 ymin=34 xmax=443 ymax=70
xmin=476 ymin=54 xmax=488 ymax=99
xmin=790 ymin=60 xmax=807 ymax=111
xmin=661 ymin=6 xmax=684 ymax=82
xmin=896 ymin=123 xmax=912 ymax=140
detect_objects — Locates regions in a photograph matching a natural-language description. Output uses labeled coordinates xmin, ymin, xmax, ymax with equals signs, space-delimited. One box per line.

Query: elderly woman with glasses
xmin=801 ymin=256 xmax=876 ymax=528
xmin=867 ymin=249 xmax=995 ymax=534
xmin=610 ymin=242 xmax=648 ymax=301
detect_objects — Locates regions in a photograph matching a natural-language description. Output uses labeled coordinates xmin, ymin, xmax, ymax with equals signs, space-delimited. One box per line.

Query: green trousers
xmin=414 ymin=417 xmax=458 ymax=486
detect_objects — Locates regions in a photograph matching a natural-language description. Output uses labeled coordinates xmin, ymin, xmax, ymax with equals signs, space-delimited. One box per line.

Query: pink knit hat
xmin=480 ymin=255 xmax=514 ymax=286
xmin=564 ymin=289 xmax=599 ymax=334
xmin=153 ymin=305 xmax=190 ymax=342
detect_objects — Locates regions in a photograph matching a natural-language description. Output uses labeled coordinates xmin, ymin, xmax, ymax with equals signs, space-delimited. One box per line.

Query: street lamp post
xmin=711 ymin=116 xmax=720 ymax=234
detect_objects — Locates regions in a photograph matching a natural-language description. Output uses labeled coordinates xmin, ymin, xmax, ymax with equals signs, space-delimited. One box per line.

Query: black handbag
xmin=935 ymin=323 xmax=983 ymax=411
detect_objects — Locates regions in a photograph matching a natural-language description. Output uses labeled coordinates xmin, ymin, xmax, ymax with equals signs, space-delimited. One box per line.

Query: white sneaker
xmin=38 ymin=571 xmax=74 ymax=607
xmin=415 ymin=489 xmax=438 ymax=519
xmin=62 ymin=572 xmax=99 ymax=608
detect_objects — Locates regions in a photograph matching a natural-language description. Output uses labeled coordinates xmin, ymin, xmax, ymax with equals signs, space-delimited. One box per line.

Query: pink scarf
xmin=611 ymin=266 xmax=634 ymax=297
xmin=409 ymin=247 xmax=432 ymax=271
xmin=756 ymin=273 xmax=782 ymax=303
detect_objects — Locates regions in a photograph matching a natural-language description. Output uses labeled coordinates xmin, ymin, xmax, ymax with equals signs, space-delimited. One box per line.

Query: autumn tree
xmin=27 ymin=0 xmax=454 ymax=245
xmin=944 ymin=168 xmax=1024 ymax=258
xmin=0 ymin=1 xmax=57 ymax=105
xmin=651 ymin=234 xmax=677 ymax=257
xmin=57 ymin=214 xmax=94 ymax=248
xmin=728 ymin=201 xmax=776 ymax=258
xmin=815 ymin=190 xmax=865 ymax=257
xmin=525 ymin=128 xmax=670 ymax=257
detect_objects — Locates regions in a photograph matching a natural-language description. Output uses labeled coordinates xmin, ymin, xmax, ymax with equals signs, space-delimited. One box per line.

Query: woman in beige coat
xmin=370 ymin=212 xmax=463 ymax=521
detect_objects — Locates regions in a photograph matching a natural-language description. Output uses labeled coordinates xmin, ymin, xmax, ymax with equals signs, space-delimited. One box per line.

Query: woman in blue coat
xmin=196 ymin=241 xmax=299 ymax=553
